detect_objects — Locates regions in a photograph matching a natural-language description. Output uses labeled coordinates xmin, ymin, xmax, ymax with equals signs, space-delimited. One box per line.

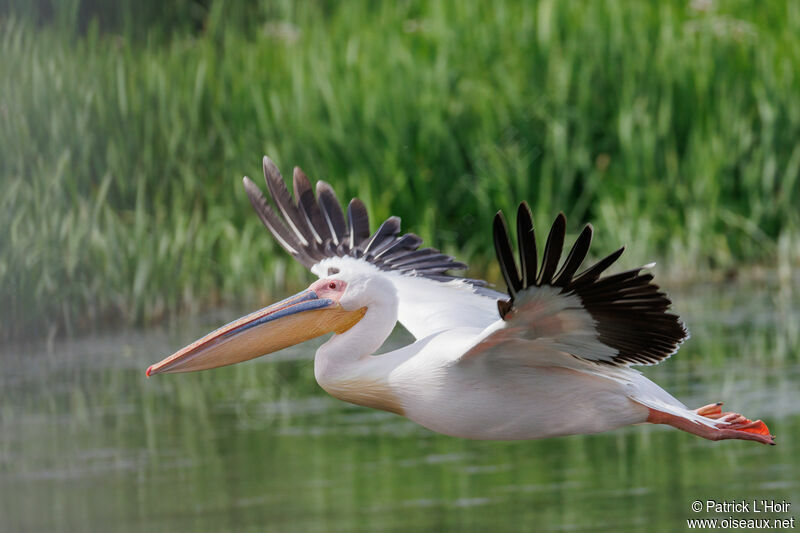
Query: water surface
xmin=2 ymin=279 xmax=798 ymax=531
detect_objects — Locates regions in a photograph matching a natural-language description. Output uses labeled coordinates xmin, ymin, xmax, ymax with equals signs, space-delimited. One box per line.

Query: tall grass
xmin=2 ymin=1 xmax=800 ymax=340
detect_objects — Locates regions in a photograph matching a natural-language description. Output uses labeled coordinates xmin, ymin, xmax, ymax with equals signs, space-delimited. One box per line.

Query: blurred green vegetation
xmin=2 ymin=0 xmax=799 ymax=340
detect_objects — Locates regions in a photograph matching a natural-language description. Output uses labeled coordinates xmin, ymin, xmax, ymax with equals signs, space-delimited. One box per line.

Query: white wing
xmin=390 ymin=274 xmax=503 ymax=338
xmin=313 ymin=256 xmax=501 ymax=338
xmin=244 ymin=156 xmax=500 ymax=339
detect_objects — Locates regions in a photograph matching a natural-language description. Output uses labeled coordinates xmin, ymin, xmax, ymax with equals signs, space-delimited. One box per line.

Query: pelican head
xmin=146 ymin=277 xmax=367 ymax=376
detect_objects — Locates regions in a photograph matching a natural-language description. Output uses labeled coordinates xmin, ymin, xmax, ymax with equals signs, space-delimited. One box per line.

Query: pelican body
xmin=148 ymin=157 xmax=774 ymax=445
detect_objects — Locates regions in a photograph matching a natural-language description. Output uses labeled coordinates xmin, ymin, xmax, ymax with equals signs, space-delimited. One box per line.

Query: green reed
xmin=2 ymin=1 xmax=799 ymax=339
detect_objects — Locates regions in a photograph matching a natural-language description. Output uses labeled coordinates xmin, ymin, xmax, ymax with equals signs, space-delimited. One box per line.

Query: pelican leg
xmin=647 ymin=408 xmax=776 ymax=445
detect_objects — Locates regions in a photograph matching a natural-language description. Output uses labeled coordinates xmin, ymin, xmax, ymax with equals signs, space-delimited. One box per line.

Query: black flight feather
xmin=492 ymin=204 xmax=688 ymax=367
xmin=346 ymin=199 xmax=370 ymax=249
xmin=262 ymin=157 xmax=315 ymax=248
xmin=537 ymin=213 xmax=566 ymax=285
xmin=384 ymin=248 xmax=440 ymax=267
xmin=516 ymin=202 xmax=537 ymax=288
xmin=293 ymin=167 xmax=329 ymax=245
xmin=362 ymin=217 xmax=401 ymax=256
xmin=243 ymin=177 xmax=308 ymax=262
xmin=553 ymin=224 xmax=593 ymax=287
xmin=493 ymin=211 xmax=522 ymax=297
xmin=316 ymin=181 xmax=347 ymax=246
xmin=245 ymin=158 xmax=480 ymax=284
xmin=571 ymin=247 xmax=625 ymax=286
xmin=373 ymin=234 xmax=423 ymax=260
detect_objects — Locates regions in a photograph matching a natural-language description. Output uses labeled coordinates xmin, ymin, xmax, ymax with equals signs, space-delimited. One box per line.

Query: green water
xmin=2 ymin=279 xmax=798 ymax=532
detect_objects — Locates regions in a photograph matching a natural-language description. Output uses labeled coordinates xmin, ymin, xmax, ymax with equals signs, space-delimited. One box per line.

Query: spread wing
xmin=462 ymin=203 xmax=688 ymax=367
xmin=243 ymin=157 xmax=502 ymax=339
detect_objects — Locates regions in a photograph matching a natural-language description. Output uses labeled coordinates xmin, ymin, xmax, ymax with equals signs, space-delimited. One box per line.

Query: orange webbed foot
xmin=692 ymin=402 xmax=775 ymax=444
xmin=695 ymin=402 xmax=724 ymax=417
xmin=649 ymin=403 xmax=777 ymax=445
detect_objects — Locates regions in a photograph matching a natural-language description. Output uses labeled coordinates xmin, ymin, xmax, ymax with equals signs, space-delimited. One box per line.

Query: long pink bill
xmin=146 ymin=290 xmax=365 ymax=376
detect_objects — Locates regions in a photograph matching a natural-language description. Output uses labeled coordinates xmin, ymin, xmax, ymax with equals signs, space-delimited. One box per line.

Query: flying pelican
xmin=147 ymin=157 xmax=774 ymax=445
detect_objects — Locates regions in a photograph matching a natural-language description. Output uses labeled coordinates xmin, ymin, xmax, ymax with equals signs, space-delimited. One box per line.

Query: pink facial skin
xmin=309 ymin=278 xmax=348 ymax=302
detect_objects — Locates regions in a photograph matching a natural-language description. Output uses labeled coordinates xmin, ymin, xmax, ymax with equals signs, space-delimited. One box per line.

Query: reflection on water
xmin=1 ymin=279 xmax=798 ymax=532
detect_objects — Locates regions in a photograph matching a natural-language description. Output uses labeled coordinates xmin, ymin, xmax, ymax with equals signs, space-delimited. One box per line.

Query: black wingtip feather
xmin=293 ymin=166 xmax=329 ymax=245
xmin=243 ymin=175 xmax=314 ymax=267
xmin=262 ymin=156 xmax=315 ymax=248
xmin=347 ymin=198 xmax=370 ymax=249
xmin=316 ymin=181 xmax=347 ymax=246
xmin=572 ymin=246 xmax=625 ymax=285
xmin=493 ymin=211 xmax=522 ymax=296
xmin=363 ymin=217 xmax=401 ymax=256
xmin=516 ymin=202 xmax=537 ymax=288
xmin=553 ymin=224 xmax=593 ymax=287
xmin=493 ymin=208 xmax=687 ymax=367
xmin=537 ymin=212 xmax=566 ymax=285
xmin=246 ymin=157 xmax=474 ymax=284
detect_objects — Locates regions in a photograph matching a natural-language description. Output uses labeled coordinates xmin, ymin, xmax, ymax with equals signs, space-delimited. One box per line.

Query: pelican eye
xmin=328 ymin=282 xmax=337 ymax=290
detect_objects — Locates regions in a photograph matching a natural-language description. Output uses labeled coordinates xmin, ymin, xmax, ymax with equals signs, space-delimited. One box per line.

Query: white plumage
xmin=147 ymin=157 xmax=775 ymax=445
